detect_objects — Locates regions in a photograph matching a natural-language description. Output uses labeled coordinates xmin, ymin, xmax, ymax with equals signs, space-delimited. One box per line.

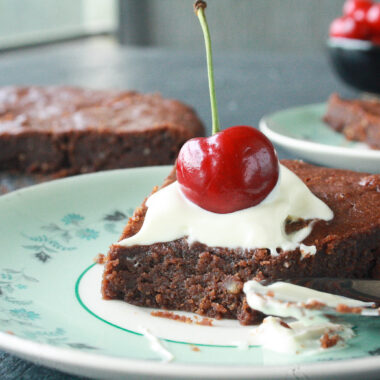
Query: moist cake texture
xmin=0 ymin=86 xmax=204 ymax=173
xmin=102 ymin=160 xmax=380 ymax=325
xmin=324 ymin=93 xmax=380 ymax=149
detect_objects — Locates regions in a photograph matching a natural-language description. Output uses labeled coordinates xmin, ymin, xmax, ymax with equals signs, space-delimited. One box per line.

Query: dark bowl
xmin=327 ymin=37 xmax=380 ymax=94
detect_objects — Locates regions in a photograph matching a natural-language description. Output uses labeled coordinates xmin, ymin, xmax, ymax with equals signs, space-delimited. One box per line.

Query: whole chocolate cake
xmin=0 ymin=86 xmax=204 ymax=173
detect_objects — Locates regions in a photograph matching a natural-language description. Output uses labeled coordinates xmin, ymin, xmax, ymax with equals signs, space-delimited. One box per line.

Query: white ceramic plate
xmin=0 ymin=167 xmax=380 ymax=379
xmin=259 ymin=103 xmax=380 ymax=173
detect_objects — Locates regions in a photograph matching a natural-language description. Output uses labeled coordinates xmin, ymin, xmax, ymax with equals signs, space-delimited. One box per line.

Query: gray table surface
xmin=0 ymin=36 xmax=358 ymax=379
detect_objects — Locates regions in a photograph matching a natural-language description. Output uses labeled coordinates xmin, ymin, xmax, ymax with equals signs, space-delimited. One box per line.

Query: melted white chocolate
xmin=243 ymin=280 xmax=375 ymax=321
xmin=243 ymin=280 xmax=375 ymax=354
xmin=139 ymin=326 xmax=174 ymax=362
xmin=118 ymin=164 xmax=333 ymax=254
xmin=252 ymin=316 xmax=354 ymax=354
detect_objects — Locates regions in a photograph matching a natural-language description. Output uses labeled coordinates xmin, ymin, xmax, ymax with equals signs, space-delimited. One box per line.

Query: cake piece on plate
xmin=102 ymin=160 xmax=380 ymax=325
xmin=0 ymin=86 xmax=204 ymax=173
xmin=102 ymin=3 xmax=379 ymax=327
xmin=323 ymin=93 xmax=380 ymax=149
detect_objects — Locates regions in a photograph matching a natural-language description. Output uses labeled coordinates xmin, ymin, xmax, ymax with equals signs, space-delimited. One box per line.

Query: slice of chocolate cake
xmin=0 ymin=86 xmax=204 ymax=173
xmin=102 ymin=160 xmax=380 ymax=325
xmin=323 ymin=93 xmax=380 ymax=149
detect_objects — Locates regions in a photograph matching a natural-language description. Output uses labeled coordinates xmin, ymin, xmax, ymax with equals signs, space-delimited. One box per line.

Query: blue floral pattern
xmin=369 ymin=348 xmax=380 ymax=356
xmin=76 ymin=228 xmax=99 ymax=240
xmin=0 ymin=266 xmax=98 ymax=350
xmin=23 ymin=212 xmax=101 ymax=262
xmin=0 ymin=268 xmax=39 ymax=327
xmin=20 ymin=209 xmax=132 ymax=263
xmin=102 ymin=209 xmax=132 ymax=234
xmin=61 ymin=213 xmax=84 ymax=225
xmin=22 ymin=327 xmax=97 ymax=349
xmin=1 ymin=207 xmax=132 ymax=350
xmin=10 ymin=308 xmax=39 ymax=321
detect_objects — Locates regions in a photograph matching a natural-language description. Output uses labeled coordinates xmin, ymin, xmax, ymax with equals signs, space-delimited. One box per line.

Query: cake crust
xmin=102 ymin=160 xmax=380 ymax=325
xmin=0 ymin=86 xmax=204 ymax=173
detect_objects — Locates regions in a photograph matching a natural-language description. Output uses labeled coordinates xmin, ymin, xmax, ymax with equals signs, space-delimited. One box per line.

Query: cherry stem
xmin=194 ymin=1 xmax=220 ymax=135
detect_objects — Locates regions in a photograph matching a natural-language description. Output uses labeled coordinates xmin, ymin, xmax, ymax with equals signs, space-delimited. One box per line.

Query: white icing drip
xmin=253 ymin=316 xmax=354 ymax=355
xmin=0 ymin=114 xmax=27 ymax=130
xmin=243 ymin=280 xmax=376 ymax=354
xmin=139 ymin=326 xmax=174 ymax=362
xmin=243 ymin=280 xmax=374 ymax=319
xmin=118 ymin=164 xmax=333 ymax=254
xmin=233 ymin=340 xmax=250 ymax=350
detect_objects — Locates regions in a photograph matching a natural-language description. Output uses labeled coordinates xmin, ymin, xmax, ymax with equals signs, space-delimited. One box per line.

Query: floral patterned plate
xmin=260 ymin=103 xmax=380 ymax=174
xmin=0 ymin=166 xmax=380 ymax=380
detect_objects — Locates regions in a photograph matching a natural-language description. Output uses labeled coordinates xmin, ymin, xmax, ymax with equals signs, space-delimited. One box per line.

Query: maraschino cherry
xmin=176 ymin=1 xmax=279 ymax=214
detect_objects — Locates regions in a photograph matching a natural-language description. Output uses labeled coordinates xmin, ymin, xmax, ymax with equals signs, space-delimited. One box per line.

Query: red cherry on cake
xmin=181 ymin=3 xmax=280 ymax=214
xmin=176 ymin=126 xmax=279 ymax=214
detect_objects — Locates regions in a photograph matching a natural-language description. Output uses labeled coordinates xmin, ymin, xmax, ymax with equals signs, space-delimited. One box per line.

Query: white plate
xmin=0 ymin=167 xmax=379 ymax=379
xmin=259 ymin=103 xmax=380 ymax=173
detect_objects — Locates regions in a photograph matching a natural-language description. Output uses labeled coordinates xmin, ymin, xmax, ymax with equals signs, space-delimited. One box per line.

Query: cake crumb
xmin=195 ymin=317 xmax=213 ymax=326
xmin=151 ymin=310 xmax=193 ymax=324
xmin=320 ymin=332 xmax=340 ymax=349
xmin=190 ymin=345 xmax=200 ymax=352
xmin=150 ymin=311 xmax=213 ymax=326
xmin=280 ymin=320 xmax=291 ymax=329
xmin=359 ymin=175 xmax=380 ymax=192
xmin=5 ymin=330 xmax=14 ymax=335
xmin=266 ymin=290 xmax=274 ymax=297
xmin=304 ymin=300 xmax=326 ymax=310
xmin=336 ymin=304 xmax=363 ymax=314
xmin=224 ymin=276 xmax=243 ymax=294
xmin=94 ymin=253 xmax=106 ymax=264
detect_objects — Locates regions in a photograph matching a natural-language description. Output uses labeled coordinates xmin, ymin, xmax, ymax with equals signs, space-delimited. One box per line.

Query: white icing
xmin=139 ymin=326 xmax=174 ymax=362
xmin=243 ymin=280 xmax=376 ymax=354
xmin=118 ymin=164 xmax=333 ymax=254
xmin=243 ymin=280 xmax=375 ymax=320
xmin=253 ymin=316 xmax=354 ymax=355
xmin=233 ymin=340 xmax=250 ymax=350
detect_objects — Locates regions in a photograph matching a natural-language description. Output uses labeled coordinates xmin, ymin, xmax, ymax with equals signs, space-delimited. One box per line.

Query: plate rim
xmin=0 ymin=164 xmax=174 ymax=202
xmin=1 ymin=330 xmax=380 ymax=380
xmin=259 ymin=103 xmax=380 ymax=160
xmin=1 ymin=165 xmax=380 ymax=379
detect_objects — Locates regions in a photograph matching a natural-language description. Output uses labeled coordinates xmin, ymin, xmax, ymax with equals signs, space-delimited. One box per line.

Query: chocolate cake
xmin=102 ymin=160 xmax=380 ymax=325
xmin=0 ymin=86 xmax=204 ymax=173
xmin=324 ymin=93 xmax=380 ymax=149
